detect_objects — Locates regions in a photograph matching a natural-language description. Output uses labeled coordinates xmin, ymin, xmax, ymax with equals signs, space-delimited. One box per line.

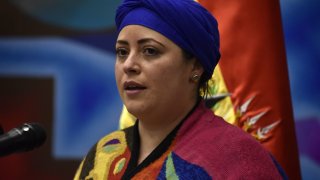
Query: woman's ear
xmin=190 ymin=59 xmax=204 ymax=83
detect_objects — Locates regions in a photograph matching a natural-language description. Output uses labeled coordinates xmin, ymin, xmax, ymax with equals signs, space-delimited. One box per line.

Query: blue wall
xmin=280 ymin=0 xmax=320 ymax=179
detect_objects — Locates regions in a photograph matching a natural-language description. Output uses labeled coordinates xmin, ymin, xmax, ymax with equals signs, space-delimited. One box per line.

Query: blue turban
xmin=115 ymin=0 xmax=220 ymax=81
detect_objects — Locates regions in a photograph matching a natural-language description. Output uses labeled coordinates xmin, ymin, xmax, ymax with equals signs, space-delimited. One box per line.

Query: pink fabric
xmin=174 ymin=101 xmax=282 ymax=179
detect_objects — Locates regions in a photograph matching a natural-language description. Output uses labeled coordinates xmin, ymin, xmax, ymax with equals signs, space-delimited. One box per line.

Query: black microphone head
xmin=0 ymin=122 xmax=47 ymax=157
xmin=19 ymin=123 xmax=47 ymax=151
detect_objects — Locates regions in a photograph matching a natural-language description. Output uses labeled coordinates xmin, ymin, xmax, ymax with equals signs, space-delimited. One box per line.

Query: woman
xmin=74 ymin=0 xmax=284 ymax=179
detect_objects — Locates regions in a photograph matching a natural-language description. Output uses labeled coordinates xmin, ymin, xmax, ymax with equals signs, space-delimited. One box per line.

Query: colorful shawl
xmin=74 ymin=101 xmax=283 ymax=179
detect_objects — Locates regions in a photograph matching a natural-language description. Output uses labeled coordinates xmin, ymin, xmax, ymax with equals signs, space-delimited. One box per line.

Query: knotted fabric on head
xmin=115 ymin=0 xmax=220 ymax=81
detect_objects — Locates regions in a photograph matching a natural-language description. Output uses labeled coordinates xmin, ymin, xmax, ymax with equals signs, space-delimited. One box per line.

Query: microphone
xmin=0 ymin=123 xmax=47 ymax=157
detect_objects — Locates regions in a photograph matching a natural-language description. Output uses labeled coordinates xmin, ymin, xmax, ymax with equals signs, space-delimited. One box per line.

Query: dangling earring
xmin=191 ymin=74 xmax=200 ymax=82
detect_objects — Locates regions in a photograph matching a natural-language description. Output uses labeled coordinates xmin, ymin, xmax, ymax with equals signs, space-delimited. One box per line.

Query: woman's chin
xmin=125 ymin=102 xmax=147 ymax=119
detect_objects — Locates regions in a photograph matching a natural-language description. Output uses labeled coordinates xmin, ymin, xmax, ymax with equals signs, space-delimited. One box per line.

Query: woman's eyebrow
xmin=116 ymin=40 xmax=129 ymax=45
xmin=137 ymin=38 xmax=165 ymax=48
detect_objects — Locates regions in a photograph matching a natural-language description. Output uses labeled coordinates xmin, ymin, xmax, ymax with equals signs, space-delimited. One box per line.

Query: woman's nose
xmin=123 ymin=53 xmax=141 ymax=75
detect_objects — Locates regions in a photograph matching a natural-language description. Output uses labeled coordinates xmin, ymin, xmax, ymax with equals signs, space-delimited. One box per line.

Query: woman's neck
xmin=136 ymin=98 xmax=199 ymax=164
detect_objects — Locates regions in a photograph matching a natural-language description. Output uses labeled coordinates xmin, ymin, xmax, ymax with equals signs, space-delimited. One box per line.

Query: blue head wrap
xmin=115 ymin=0 xmax=220 ymax=81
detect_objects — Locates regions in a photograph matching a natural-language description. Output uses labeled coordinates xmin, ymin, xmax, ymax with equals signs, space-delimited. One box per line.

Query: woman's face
xmin=115 ymin=25 xmax=201 ymax=120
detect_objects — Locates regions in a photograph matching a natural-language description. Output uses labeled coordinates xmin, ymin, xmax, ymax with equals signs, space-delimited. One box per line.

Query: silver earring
xmin=191 ymin=74 xmax=200 ymax=82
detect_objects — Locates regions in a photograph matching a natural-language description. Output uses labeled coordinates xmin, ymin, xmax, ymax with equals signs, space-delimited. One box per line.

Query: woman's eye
xmin=116 ymin=48 xmax=128 ymax=57
xmin=143 ymin=48 xmax=159 ymax=56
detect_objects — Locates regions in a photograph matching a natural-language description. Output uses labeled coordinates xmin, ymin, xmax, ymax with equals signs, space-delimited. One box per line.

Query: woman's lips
xmin=124 ymin=81 xmax=146 ymax=96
